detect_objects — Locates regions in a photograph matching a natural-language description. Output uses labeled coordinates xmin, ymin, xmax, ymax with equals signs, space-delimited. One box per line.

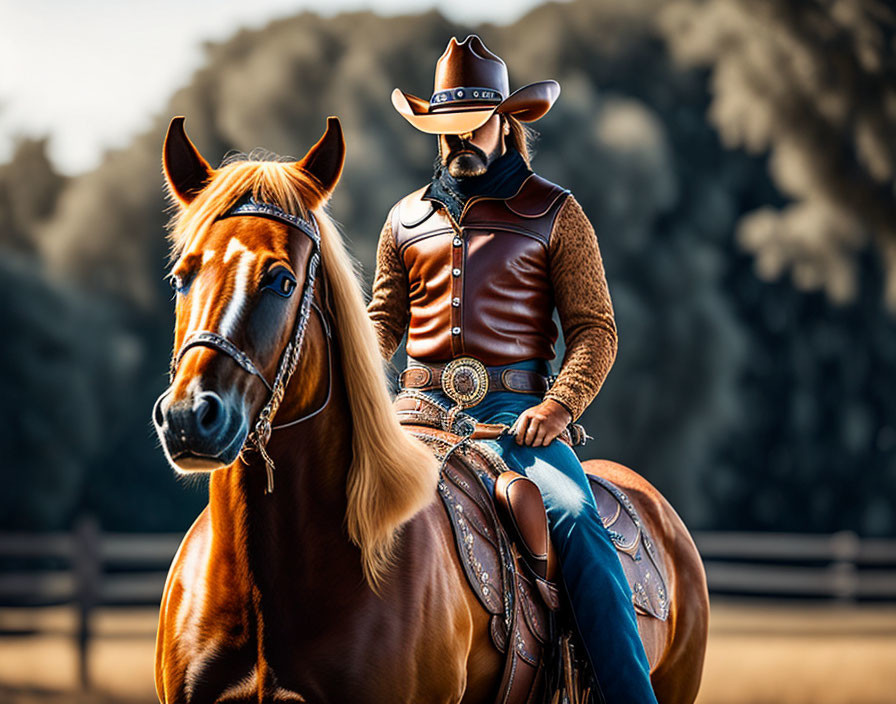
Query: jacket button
xmin=452 ymin=267 xmax=461 ymax=276
xmin=451 ymin=326 xmax=461 ymax=335
xmin=452 ymin=297 xmax=460 ymax=307
xmin=453 ymin=237 xmax=462 ymax=246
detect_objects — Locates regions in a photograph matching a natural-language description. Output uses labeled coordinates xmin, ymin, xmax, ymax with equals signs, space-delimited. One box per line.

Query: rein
xmin=167 ymin=195 xmax=332 ymax=493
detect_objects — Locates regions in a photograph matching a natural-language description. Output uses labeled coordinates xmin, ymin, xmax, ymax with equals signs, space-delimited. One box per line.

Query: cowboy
xmin=367 ymin=35 xmax=657 ymax=703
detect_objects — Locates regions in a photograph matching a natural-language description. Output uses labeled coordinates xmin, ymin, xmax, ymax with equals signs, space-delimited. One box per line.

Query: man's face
xmin=439 ymin=115 xmax=506 ymax=178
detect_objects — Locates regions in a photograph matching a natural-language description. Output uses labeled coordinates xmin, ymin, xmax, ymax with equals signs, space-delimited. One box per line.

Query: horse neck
xmin=207 ymin=338 xmax=364 ymax=603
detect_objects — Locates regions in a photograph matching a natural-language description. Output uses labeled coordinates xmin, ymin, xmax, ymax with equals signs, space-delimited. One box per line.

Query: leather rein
xmin=166 ymin=196 xmax=333 ymax=494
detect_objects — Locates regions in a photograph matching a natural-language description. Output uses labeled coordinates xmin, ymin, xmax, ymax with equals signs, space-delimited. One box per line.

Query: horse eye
xmin=169 ymin=274 xmax=184 ymax=292
xmin=264 ymin=269 xmax=297 ymax=298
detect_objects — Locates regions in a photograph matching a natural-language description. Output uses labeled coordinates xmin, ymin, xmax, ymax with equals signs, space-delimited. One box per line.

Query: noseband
xmin=167 ymin=195 xmax=332 ymax=493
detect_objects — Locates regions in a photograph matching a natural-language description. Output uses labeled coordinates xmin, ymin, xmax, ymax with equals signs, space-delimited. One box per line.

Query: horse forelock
xmin=166 ymin=155 xmax=325 ymax=261
xmin=166 ymin=156 xmax=323 ymax=352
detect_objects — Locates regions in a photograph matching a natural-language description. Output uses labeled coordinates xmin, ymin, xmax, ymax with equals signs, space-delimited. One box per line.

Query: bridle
xmin=165 ymin=195 xmax=333 ymax=494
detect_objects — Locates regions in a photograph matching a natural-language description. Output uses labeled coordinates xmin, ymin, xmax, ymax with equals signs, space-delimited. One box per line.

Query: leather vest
xmin=392 ymin=174 xmax=570 ymax=366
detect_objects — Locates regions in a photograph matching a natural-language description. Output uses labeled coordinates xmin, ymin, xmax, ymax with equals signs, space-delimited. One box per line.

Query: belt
xmin=399 ymin=357 xmax=549 ymax=408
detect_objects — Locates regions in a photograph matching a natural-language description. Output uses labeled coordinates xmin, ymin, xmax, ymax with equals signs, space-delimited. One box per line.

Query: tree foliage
xmin=0 ymin=0 xmax=893 ymax=534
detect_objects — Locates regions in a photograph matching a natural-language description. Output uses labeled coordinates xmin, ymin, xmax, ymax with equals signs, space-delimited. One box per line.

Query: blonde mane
xmin=166 ymin=157 xmax=439 ymax=590
xmin=315 ymin=214 xmax=439 ymax=589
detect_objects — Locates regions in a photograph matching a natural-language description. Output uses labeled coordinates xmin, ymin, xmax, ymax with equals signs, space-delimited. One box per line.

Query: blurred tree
xmin=0 ymin=255 xmax=121 ymax=528
xmin=714 ymin=247 xmax=896 ymax=535
xmin=0 ymin=137 xmax=67 ymax=253
xmin=1 ymin=0 xmax=894 ymax=535
xmin=660 ymin=0 xmax=896 ymax=307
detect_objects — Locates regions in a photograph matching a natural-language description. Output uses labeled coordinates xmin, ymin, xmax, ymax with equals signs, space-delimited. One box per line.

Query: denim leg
xmin=493 ymin=436 xmax=658 ymax=704
xmin=414 ymin=388 xmax=657 ymax=702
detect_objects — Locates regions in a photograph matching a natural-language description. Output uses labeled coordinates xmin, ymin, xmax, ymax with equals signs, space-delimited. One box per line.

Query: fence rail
xmin=1 ymin=521 xmax=895 ymax=688
xmin=696 ymin=530 xmax=896 ymax=600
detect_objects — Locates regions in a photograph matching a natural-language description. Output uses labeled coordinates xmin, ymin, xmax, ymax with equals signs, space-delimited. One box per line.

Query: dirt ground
xmin=0 ymin=599 xmax=894 ymax=703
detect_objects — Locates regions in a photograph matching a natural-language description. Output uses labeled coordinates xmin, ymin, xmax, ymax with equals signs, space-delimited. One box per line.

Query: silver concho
xmin=441 ymin=357 xmax=489 ymax=408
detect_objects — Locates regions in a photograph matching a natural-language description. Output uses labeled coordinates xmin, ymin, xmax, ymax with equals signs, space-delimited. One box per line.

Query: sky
xmin=0 ymin=0 xmax=552 ymax=175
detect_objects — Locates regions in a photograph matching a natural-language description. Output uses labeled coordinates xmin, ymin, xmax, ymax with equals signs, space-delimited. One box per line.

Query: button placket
xmin=450 ymin=228 xmax=464 ymax=355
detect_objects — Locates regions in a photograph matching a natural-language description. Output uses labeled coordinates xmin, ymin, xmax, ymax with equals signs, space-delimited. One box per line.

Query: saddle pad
xmin=407 ymin=426 xmax=552 ymax=648
xmin=406 ymin=428 xmax=514 ymax=630
xmin=588 ymin=474 xmax=669 ymax=621
xmin=394 ymin=391 xmax=669 ymax=621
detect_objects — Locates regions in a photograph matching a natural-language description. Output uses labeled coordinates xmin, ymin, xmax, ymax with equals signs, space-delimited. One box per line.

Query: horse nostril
xmin=153 ymin=390 xmax=170 ymax=429
xmin=194 ymin=391 xmax=227 ymax=437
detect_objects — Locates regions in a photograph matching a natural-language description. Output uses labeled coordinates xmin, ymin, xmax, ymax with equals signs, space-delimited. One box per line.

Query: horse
xmin=152 ymin=115 xmax=709 ymax=703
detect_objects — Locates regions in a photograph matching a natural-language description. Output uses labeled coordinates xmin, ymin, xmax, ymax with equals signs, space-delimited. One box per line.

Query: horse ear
xmin=163 ymin=116 xmax=213 ymax=205
xmin=296 ymin=117 xmax=345 ymax=199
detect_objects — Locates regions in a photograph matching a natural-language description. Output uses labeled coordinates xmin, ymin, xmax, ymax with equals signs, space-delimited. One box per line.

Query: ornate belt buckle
xmin=441 ymin=356 xmax=489 ymax=408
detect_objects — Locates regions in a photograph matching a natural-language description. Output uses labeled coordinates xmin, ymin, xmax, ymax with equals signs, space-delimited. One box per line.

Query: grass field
xmin=0 ymin=599 xmax=894 ymax=703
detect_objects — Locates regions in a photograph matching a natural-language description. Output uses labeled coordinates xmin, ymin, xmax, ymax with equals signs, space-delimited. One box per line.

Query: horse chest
xmin=165 ymin=570 xmax=462 ymax=702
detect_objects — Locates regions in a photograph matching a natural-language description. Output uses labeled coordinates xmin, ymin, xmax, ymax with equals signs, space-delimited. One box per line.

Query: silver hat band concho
xmin=441 ymin=356 xmax=490 ymax=408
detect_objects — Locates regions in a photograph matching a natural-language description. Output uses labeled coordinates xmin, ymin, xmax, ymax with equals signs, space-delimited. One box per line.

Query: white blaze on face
xmin=188 ymin=250 xmax=215 ymax=333
xmin=218 ymin=238 xmax=256 ymax=338
xmin=187 ymin=276 xmax=204 ymax=334
xmin=223 ymin=237 xmax=247 ymax=263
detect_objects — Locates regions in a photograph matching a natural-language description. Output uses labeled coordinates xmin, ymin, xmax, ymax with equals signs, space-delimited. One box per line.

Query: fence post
xmin=73 ymin=515 xmax=100 ymax=690
xmin=831 ymin=530 xmax=859 ymax=601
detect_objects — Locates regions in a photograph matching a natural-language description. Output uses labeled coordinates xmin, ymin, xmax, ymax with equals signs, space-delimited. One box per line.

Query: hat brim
xmin=391 ymin=80 xmax=560 ymax=135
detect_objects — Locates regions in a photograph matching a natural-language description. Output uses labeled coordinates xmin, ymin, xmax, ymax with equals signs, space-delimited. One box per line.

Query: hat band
xmin=430 ymin=86 xmax=504 ymax=108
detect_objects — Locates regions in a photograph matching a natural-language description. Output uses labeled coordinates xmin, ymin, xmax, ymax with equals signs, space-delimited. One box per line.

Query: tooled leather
xmin=394 ymin=395 xmax=668 ymax=703
xmin=517 ymin=572 xmax=549 ymax=645
xmin=401 ymin=419 xmax=549 ymax=704
xmin=398 ymin=366 xmax=433 ymax=389
xmin=397 ymin=391 xmax=670 ymax=623
xmin=497 ymin=569 xmax=545 ymax=704
xmin=394 ymin=174 xmax=569 ymax=366
xmin=394 ymin=389 xmax=577 ymax=450
xmin=500 ymin=368 xmax=548 ymax=394
xmin=587 ymin=473 xmax=670 ymax=621
xmin=399 ymin=363 xmax=548 ymax=395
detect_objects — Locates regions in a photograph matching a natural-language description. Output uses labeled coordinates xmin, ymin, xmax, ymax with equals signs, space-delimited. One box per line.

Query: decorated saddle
xmin=394 ymin=390 xmax=668 ymax=704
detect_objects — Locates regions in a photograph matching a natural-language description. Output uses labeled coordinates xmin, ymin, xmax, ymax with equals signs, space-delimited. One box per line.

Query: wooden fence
xmin=697 ymin=530 xmax=896 ymax=600
xmin=1 ymin=520 xmax=895 ymax=688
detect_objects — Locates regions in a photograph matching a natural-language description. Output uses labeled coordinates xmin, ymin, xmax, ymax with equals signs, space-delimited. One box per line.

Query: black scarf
xmin=427 ymin=148 xmax=531 ymax=222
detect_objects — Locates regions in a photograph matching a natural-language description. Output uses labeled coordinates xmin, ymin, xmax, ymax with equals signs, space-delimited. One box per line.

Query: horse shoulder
xmin=156 ymin=507 xmax=255 ymax=703
xmin=388 ymin=501 xmax=488 ymax=702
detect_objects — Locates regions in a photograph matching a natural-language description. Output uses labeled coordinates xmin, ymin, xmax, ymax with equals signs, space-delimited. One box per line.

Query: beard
xmin=442 ymin=136 xmax=496 ymax=178
xmin=447 ymin=150 xmax=489 ymax=177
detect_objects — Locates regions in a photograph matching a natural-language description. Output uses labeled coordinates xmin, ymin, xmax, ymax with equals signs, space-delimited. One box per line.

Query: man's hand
xmin=510 ymin=399 xmax=572 ymax=446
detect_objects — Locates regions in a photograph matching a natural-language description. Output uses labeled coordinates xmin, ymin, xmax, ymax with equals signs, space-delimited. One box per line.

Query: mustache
xmin=443 ymin=136 xmax=489 ymax=163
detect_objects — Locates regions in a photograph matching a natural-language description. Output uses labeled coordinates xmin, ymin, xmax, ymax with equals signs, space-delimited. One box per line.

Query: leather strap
xmin=393 ymin=390 xmax=587 ymax=448
xmin=399 ymin=362 xmax=549 ymax=395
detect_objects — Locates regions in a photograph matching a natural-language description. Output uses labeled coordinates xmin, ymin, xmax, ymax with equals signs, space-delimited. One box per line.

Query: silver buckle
xmin=441 ymin=357 xmax=489 ymax=408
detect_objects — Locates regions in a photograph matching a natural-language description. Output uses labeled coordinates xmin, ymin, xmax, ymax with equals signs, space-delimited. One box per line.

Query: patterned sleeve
xmin=366 ymin=213 xmax=410 ymax=361
xmin=543 ymin=195 xmax=618 ymax=422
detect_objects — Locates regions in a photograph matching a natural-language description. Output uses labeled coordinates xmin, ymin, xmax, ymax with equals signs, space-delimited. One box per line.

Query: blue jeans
xmin=411 ymin=359 xmax=657 ymax=704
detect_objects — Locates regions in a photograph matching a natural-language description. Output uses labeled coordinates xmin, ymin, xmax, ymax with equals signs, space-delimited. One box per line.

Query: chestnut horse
xmin=152 ymin=116 xmax=708 ymax=703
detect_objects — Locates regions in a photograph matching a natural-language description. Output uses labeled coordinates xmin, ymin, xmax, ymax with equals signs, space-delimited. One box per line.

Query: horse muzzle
xmin=153 ymin=387 xmax=249 ymax=472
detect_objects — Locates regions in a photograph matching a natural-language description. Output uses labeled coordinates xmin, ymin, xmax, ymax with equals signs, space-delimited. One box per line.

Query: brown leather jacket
xmin=367 ymin=173 xmax=617 ymax=421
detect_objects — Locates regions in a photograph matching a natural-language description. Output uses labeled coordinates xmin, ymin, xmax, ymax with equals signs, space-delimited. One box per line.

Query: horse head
xmin=152 ymin=116 xmax=345 ymax=478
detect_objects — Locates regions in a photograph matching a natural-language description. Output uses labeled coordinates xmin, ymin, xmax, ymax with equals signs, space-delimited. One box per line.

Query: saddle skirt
xmin=395 ymin=390 xmax=669 ymax=702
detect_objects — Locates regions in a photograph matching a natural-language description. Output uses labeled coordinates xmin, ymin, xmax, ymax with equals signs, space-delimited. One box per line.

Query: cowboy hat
xmin=391 ymin=35 xmax=560 ymax=135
